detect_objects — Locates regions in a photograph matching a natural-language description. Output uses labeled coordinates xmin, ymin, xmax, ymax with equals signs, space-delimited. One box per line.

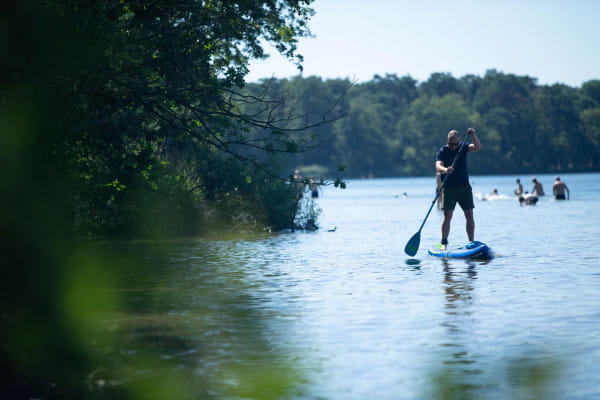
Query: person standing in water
xmin=435 ymin=128 xmax=482 ymax=250
xmin=553 ymin=176 xmax=570 ymax=200
xmin=514 ymin=178 xmax=523 ymax=195
xmin=293 ymin=169 xmax=305 ymax=199
xmin=531 ymin=177 xmax=545 ymax=196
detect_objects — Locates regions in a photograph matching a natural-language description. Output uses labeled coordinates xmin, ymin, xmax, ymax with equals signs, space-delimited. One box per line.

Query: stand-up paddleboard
xmin=428 ymin=240 xmax=495 ymax=260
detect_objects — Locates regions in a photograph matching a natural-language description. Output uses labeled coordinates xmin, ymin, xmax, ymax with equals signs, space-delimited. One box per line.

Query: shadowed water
xmin=112 ymin=173 xmax=600 ymax=399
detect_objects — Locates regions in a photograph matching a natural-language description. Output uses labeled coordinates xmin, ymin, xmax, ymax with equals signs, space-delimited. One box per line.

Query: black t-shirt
xmin=436 ymin=144 xmax=469 ymax=186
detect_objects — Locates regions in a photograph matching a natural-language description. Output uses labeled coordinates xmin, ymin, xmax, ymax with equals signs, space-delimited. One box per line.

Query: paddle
xmin=404 ymin=131 xmax=471 ymax=256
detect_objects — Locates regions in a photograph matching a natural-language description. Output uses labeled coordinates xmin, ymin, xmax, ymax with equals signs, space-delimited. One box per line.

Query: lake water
xmin=114 ymin=173 xmax=600 ymax=400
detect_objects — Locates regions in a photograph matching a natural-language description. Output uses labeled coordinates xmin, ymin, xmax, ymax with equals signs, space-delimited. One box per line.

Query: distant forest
xmin=244 ymin=71 xmax=600 ymax=178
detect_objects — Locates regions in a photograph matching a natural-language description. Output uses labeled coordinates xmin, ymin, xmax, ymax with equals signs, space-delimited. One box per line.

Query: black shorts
xmin=442 ymin=184 xmax=474 ymax=211
xmin=555 ymin=194 xmax=566 ymax=200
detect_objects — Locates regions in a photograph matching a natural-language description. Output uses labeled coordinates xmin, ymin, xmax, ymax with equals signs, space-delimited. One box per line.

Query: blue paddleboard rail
xmin=428 ymin=240 xmax=495 ymax=260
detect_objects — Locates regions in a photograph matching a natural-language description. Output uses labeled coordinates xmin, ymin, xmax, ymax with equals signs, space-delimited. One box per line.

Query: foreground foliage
xmin=1 ymin=1 xmax=329 ymax=398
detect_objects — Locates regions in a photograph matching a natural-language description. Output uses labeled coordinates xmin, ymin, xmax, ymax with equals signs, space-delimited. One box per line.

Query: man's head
xmin=447 ymin=130 xmax=460 ymax=149
xmin=555 ymin=176 xmax=561 ymax=181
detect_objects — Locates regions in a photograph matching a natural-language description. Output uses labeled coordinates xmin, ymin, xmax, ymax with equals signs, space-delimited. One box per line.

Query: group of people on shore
xmin=514 ymin=176 xmax=570 ymax=205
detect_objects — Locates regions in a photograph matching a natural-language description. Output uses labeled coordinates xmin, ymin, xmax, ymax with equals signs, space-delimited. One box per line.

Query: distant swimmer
xmin=514 ymin=178 xmax=523 ymax=195
xmin=531 ymin=177 xmax=545 ymax=196
xmin=484 ymin=188 xmax=510 ymax=201
xmin=553 ymin=176 xmax=570 ymax=200
xmin=519 ymin=192 xmax=538 ymax=206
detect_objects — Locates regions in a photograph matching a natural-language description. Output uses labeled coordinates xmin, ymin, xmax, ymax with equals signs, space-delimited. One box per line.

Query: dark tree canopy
xmin=2 ymin=0 xmax=349 ymax=236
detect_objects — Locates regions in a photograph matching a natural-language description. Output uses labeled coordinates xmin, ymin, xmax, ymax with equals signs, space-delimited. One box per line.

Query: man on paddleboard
xmin=435 ymin=128 xmax=482 ymax=250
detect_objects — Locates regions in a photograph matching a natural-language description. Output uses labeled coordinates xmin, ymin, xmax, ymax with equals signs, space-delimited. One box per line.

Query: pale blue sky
xmin=247 ymin=0 xmax=600 ymax=87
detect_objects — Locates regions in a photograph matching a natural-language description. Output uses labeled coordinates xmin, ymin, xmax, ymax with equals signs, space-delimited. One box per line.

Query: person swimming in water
xmin=519 ymin=192 xmax=538 ymax=206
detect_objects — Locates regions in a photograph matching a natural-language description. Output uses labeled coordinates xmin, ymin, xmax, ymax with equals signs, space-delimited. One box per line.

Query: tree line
xmin=245 ymin=72 xmax=600 ymax=179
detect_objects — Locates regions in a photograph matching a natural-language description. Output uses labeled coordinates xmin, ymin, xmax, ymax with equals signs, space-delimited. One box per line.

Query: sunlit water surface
xmin=117 ymin=173 xmax=600 ymax=399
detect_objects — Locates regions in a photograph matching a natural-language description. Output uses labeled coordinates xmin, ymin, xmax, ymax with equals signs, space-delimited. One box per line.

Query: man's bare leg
xmin=441 ymin=209 xmax=454 ymax=249
xmin=464 ymin=208 xmax=475 ymax=242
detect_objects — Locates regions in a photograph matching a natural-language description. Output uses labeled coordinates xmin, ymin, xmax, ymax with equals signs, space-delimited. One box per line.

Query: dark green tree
xmin=244 ymin=76 xmax=351 ymax=175
xmin=39 ymin=0 xmax=341 ymax=236
xmin=396 ymin=93 xmax=479 ymax=175
xmin=472 ymin=70 xmax=537 ymax=172
xmin=533 ymin=84 xmax=585 ymax=171
xmin=419 ymin=72 xmax=462 ymax=98
xmin=333 ymin=74 xmax=417 ymax=177
xmin=580 ymin=80 xmax=600 ymax=108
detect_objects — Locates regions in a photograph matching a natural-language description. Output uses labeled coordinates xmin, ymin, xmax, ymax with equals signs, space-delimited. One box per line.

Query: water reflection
xmin=404 ymin=258 xmax=421 ymax=270
xmin=436 ymin=259 xmax=490 ymax=396
xmin=102 ymin=240 xmax=306 ymax=400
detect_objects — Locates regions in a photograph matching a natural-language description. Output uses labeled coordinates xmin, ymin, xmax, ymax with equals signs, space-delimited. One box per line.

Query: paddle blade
xmin=404 ymin=231 xmax=421 ymax=256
